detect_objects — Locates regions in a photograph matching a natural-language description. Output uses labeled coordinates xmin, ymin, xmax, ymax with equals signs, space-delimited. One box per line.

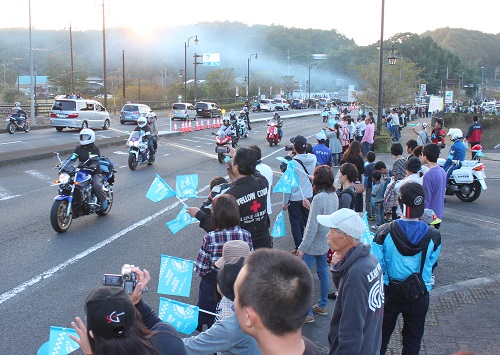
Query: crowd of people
xmin=64 ymin=110 xmax=485 ymax=355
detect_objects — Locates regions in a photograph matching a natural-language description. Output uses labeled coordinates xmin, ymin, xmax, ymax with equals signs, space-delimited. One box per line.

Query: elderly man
xmin=316 ymin=208 xmax=384 ymax=354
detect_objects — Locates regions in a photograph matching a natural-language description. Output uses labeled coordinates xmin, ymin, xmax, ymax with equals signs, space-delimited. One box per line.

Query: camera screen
xmin=103 ymin=274 xmax=123 ymax=286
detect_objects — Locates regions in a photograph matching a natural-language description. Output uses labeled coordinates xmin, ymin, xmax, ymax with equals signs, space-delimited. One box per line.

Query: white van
xmin=274 ymin=98 xmax=289 ymax=111
xmin=50 ymin=98 xmax=111 ymax=131
xmin=260 ymin=99 xmax=276 ymax=112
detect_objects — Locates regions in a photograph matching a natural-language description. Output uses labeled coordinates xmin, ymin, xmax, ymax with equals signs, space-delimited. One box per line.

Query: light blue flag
xmin=475 ymin=150 xmax=485 ymax=157
xmin=409 ymin=123 xmax=418 ymax=126
xmin=158 ymin=297 xmax=199 ymax=334
xmin=166 ymin=206 xmax=198 ymax=234
xmin=146 ymin=174 xmax=176 ymax=202
xmin=176 ymin=174 xmax=198 ymax=198
xmin=361 ymin=212 xmax=375 ymax=245
xmin=273 ymin=160 xmax=299 ymax=193
xmin=39 ymin=326 xmax=80 ymax=355
xmin=158 ymin=254 xmax=194 ymax=297
xmin=271 ymin=210 xmax=286 ymax=237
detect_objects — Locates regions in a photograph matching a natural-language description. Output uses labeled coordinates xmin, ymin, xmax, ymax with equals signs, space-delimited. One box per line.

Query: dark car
xmin=194 ymin=101 xmax=222 ymax=118
xmin=291 ymin=99 xmax=306 ymax=109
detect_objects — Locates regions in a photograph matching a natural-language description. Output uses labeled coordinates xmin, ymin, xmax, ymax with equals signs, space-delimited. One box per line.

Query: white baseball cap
xmin=317 ymin=209 xmax=364 ymax=239
xmin=315 ymin=131 xmax=327 ymax=141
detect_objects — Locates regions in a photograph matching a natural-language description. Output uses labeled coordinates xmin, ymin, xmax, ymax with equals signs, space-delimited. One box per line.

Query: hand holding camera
xmin=103 ymin=264 xmax=150 ymax=304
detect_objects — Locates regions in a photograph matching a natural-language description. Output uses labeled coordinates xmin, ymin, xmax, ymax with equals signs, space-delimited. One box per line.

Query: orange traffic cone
xmin=206 ymin=120 xmax=210 ymax=129
xmin=189 ymin=120 xmax=193 ymax=132
xmin=200 ymin=120 xmax=204 ymax=130
xmin=174 ymin=122 xmax=178 ymax=131
xmin=195 ymin=121 xmax=199 ymax=131
xmin=211 ymin=118 xmax=216 ymax=129
xmin=181 ymin=121 xmax=186 ymax=133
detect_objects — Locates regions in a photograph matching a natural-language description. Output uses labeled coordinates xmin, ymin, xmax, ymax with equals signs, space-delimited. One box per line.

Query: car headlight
xmin=58 ymin=172 xmax=70 ymax=184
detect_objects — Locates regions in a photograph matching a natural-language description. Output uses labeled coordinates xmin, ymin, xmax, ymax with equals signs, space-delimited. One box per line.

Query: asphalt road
xmin=0 ymin=110 xmax=498 ymax=354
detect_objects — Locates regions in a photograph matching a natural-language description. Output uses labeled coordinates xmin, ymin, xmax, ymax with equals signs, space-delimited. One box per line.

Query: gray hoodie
xmin=329 ymin=243 xmax=384 ymax=355
xmin=283 ymin=153 xmax=317 ymax=203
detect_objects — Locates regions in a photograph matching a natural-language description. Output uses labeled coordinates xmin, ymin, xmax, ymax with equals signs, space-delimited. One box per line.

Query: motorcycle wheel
xmin=269 ymin=139 xmax=273 ymax=147
xmin=455 ymin=180 xmax=481 ymax=202
xmin=24 ymin=122 xmax=31 ymax=132
xmin=7 ymin=123 xmax=16 ymax=134
xmin=96 ymin=186 xmax=113 ymax=216
xmin=50 ymin=200 xmax=73 ymax=233
xmin=128 ymin=154 xmax=138 ymax=170
xmin=218 ymin=152 xmax=224 ymax=163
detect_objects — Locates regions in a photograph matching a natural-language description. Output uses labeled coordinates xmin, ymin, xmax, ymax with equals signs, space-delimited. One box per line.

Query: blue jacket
xmin=312 ymin=143 xmax=332 ymax=166
xmin=442 ymin=140 xmax=466 ymax=172
xmin=371 ymin=220 xmax=441 ymax=291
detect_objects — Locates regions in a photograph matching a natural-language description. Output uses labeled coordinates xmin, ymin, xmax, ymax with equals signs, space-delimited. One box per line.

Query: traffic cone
xmin=200 ymin=120 xmax=204 ymax=130
xmin=206 ymin=120 xmax=210 ymax=129
xmin=195 ymin=121 xmax=199 ymax=131
xmin=189 ymin=120 xmax=193 ymax=132
xmin=181 ymin=121 xmax=186 ymax=133
xmin=217 ymin=117 xmax=221 ymax=128
xmin=174 ymin=122 xmax=178 ymax=131
xmin=211 ymin=118 xmax=216 ymax=129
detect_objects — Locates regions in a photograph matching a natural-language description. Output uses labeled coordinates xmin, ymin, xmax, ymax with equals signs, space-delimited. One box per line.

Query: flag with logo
xmin=166 ymin=206 xmax=198 ymax=234
xmin=146 ymin=174 xmax=176 ymax=202
xmin=176 ymin=174 xmax=198 ymax=198
xmin=37 ymin=326 xmax=80 ymax=355
xmin=271 ymin=210 xmax=287 ymax=237
xmin=158 ymin=255 xmax=194 ymax=297
xmin=158 ymin=298 xmax=199 ymax=334
xmin=361 ymin=212 xmax=375 ymax=245
xmin=273 ymin=159 xmax=299 ymax=193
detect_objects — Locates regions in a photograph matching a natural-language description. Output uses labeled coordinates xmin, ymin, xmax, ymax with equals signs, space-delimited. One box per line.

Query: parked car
xmin=318 ymin=98 xmax=331 ymax=108
xmin=50 ymin=98 xmax=111 ymax=132
xmin=172 ymin=102 xmax=197 ymax=120
xmin=120 ymin=103 xmax=156 ymax=124
xmin=291 ymin=99 xmax=306 ymax=109
xmin=259 ymin=99 xmax=276 ymax=112
xmin=194 ymin=101 xmax=222 ymax=118
xmin=274 ymin=98 xmax=290 ymax=111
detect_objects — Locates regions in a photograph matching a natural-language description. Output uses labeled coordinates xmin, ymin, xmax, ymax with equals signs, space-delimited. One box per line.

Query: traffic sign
xmin=203 ymin=53 xmax=220 ymax=66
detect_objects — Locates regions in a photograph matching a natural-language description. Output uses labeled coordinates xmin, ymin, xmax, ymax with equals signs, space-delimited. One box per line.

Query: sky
xmin=1 ymin=0 xmax=498 ymax=46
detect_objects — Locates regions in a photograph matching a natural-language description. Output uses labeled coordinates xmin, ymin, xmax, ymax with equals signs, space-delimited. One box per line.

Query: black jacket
xmin=73 ymin=143 xmax=101 ymax=174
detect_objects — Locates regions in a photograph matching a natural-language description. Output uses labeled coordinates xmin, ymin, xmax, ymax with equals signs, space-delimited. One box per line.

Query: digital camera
xmin=215 ymin=146 xmax=230 ymax=154
xmin=103 ymin=264 xmax=137 ymax=295
xmin=284 ymin=144 xmax=294 ymax=151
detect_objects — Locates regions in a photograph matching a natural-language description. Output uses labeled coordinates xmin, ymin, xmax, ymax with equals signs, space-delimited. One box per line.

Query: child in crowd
xmin=371 ymin=170 xmax=385 ymax=229
xmin=364 ymin=151 xmax=376 ymax=220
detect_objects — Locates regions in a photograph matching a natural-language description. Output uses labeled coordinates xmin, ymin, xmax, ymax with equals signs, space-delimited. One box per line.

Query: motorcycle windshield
xmin=127 ymin=131 xmax=143 ymax=142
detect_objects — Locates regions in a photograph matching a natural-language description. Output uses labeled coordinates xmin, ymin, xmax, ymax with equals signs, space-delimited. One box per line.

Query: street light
xmin=376 ymin=0 xmax=398 ymax=135
xmin=184 ymin=35 xmax=199 ymax=102
xmin=247 ymin=53 xmax=258 ymax=99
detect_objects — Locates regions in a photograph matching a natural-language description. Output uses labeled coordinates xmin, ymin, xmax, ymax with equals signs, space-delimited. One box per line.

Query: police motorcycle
xmin=437 ymin=131 xmax=487 ymax=202
xmin=126 ymin=130 xmax=155 ymax=170
xmin=252 ymin=101 xmax=261 ymax=112
xmin=51 ymin=152 xmax=115 ymax=233
xmin=212 ymin=119 xmax=238 ymax=163
xmin=235 ymin=114 xmax=249 ymax=138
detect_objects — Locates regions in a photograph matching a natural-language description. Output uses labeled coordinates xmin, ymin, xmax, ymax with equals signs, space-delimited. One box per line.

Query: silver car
xmin=50 ymin=99 xmax=111 ymax=132
xmin=172 ymin=102 xmax=197 ymax=120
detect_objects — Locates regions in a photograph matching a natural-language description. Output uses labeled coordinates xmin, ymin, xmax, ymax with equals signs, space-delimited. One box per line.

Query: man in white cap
xmin=312 ymin=131 xmax=332 ymax=166
xmin=317 ymin=208 xmax=384 ymax=355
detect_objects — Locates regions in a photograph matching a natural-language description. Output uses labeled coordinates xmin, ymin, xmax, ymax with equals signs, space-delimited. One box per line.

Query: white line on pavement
xmin=0 ymin=185 xmax=19 ymax=201
xmin=25 ymin=169 xmax=56 ymax=186
xmin=0 ymin=184 xmax=210 ymax=305
xmin=0 ymin=141 xmax=22 ymax=145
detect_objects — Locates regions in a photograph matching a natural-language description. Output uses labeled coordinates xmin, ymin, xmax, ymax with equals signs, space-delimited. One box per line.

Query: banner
xmin=176 ymin=174 xmax=199 ymax=198
xmin=166 ymin=206 xmax=198 ymax=234
xmin=445 ymin=90 xmax=453 ymax=104
xmin=146 ymin=174 xmax=176 ymax=202
xmin=158 ymin=255 xmax=194 ymax=297
xmin=37 ymin=326 xmax=79 ymax=355
xmin=273 ymin=159 xmax=299 ymax=193
xmin=271 ymin=210 xmax=286 ymax=237
xmin=361 ymin=212 xmax=375 ymax=245
xmin=158 ymin=298 xmax=199 ymax=334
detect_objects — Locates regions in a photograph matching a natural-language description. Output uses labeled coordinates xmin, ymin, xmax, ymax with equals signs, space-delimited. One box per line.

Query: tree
xmin=281 ymin=76 xmax=298 ymax=98
xmin=45 ymin=53 xmax=89 ymax=94
xmin=352 ymin=58 xmax=422 ymax=110
xmin=204 ymin=68 xmax=236 ymax=102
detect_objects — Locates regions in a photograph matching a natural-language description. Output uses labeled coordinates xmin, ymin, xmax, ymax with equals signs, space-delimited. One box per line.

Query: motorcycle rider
xmin=147 ymin=113 xmax=158 ymax=153
xmin=218 ymin=117 xmax=237 ymax=143
xmin=321 ymin=107 xmax=329 ymax=123
xmin=442 ymin=128 xmax=466 ymax=180
xmin=268 ymin=112 xmax=284 ymax=141
xmin=229 ymin=110 xmax=237 ymax=125
xmin=134 ymin=117 xmax=155 ymax=158
xmin=72 ymin=129 xmax=108 ymax=210
xmin=242 ymin=106 xmax=251 ymax=130
xmin=11 ymin=102 xmax=27 ymax=126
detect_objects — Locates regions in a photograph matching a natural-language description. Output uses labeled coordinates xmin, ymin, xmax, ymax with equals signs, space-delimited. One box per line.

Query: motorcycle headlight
xmin=58 ymin=172 xmax=70 ymax=184
xmin=133 ymin=140 xmax=139 ymax=147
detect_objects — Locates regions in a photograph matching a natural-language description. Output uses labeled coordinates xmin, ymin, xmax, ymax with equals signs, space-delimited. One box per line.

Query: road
xmin=0 ymin=110 xmax=499 ymax=354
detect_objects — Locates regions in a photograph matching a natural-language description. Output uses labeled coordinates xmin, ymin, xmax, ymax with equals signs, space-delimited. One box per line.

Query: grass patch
xmin=443 ymin=114 xmax=499 ymax=149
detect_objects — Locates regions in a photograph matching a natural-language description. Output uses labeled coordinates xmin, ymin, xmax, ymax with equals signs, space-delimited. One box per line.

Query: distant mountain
xmin=421 ymin=27 xmax=500 ymax=70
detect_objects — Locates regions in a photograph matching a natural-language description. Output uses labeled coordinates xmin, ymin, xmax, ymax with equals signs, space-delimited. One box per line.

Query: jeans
xmin=381 ymin=291 xmax=429 ymax=355
xmin=365 ymin=187 xmax=373 ymax=217
xmin=332 ymin=152 xmax=342 ymax=166
xmin=361 ymin=141 xmax=373 ymax=157
xmin=391 ymin=125 xmax=400 ymax=142
xmin=92 ymin=174 xmax=106 ymax=203
xmin=302 ymin=253 xmax=329 ymax=316
xmin=374 ymin=202 xmax=385 ymax=226
xmin=196 ymin=271 xmax=217 ymax=331
xmin=288 ymin=200 xmax=310 ymax=249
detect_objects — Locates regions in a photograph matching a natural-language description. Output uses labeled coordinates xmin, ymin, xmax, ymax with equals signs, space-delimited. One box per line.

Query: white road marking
xmin=0 ymin=185 xmax=19 ymax=201
xmin=165 ymin=142 xmax=217 ymax=159
xmin=0 ymin=184 xmax=210 ymax=305
xmin=25 ymin=169 xmax=56 ymax=186
xmin=0 ymin=141 xmax=22 ymax=145
xmin=181 ymin=138 xmax=202 ymax=143
xmin=118 ymin=165 xmax=128 ymax=169
xmin=114 ymin=151 xmax=128 ymax=155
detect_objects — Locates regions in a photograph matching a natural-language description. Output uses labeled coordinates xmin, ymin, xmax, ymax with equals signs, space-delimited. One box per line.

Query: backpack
xmin=337 ymin=187 xmax=356 ymax=210
xmin=424 ymin=131 xmax=431 ymax=144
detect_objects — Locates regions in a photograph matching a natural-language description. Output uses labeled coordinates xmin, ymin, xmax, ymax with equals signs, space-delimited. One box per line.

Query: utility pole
xmin=102 ymin=0 xmax=108 ymax=109
xmin=193 ymin=53 xmax=203 ymax=102
xmin=70 ymin=23 xmax=75 ymax=94
xmin=122 ymin=50 xmax=125 ymax=105
xmin=29 ymin=0 xmax=35 ymax=124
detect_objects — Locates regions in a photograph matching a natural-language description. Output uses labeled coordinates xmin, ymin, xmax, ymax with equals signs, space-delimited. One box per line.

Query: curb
xmin=430 ymin=274 xmax=500 ymax=297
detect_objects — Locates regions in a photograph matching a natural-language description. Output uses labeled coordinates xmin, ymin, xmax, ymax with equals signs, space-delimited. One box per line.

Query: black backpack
xmin=337 ymin=188 xmax=356 ymax=210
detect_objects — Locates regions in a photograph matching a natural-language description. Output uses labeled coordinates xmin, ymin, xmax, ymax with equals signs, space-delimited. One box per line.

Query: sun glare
xmin=130 ymin=24 xmax=155 ymax=38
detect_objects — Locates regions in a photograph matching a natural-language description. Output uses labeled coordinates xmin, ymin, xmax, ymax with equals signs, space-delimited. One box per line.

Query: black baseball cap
xmin=406 ymin=157 xmax=422 ymax=173
xmin=399 ymin=182 xmax=425 ymax=218
xmin=290 ymin=135 xmax=307 ymax=150
xmin=85 ymin=287 xmax=136 ymax=338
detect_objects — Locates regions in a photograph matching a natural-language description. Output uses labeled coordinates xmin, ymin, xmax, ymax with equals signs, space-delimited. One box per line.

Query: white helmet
xmin=447 ymin=128 xmax=463 ymax=141
xmin=14 ymin=102 xmax=21 ymax=107
xmin=79 ymin=128 xmax=95 ymax=145
xmin=421 ymin=123 xmax=427 ymax=129
xmin=223 ymin=117 xmax=230 ymax=126
xmin=137 ymin=117 xmax=147 ymax=128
